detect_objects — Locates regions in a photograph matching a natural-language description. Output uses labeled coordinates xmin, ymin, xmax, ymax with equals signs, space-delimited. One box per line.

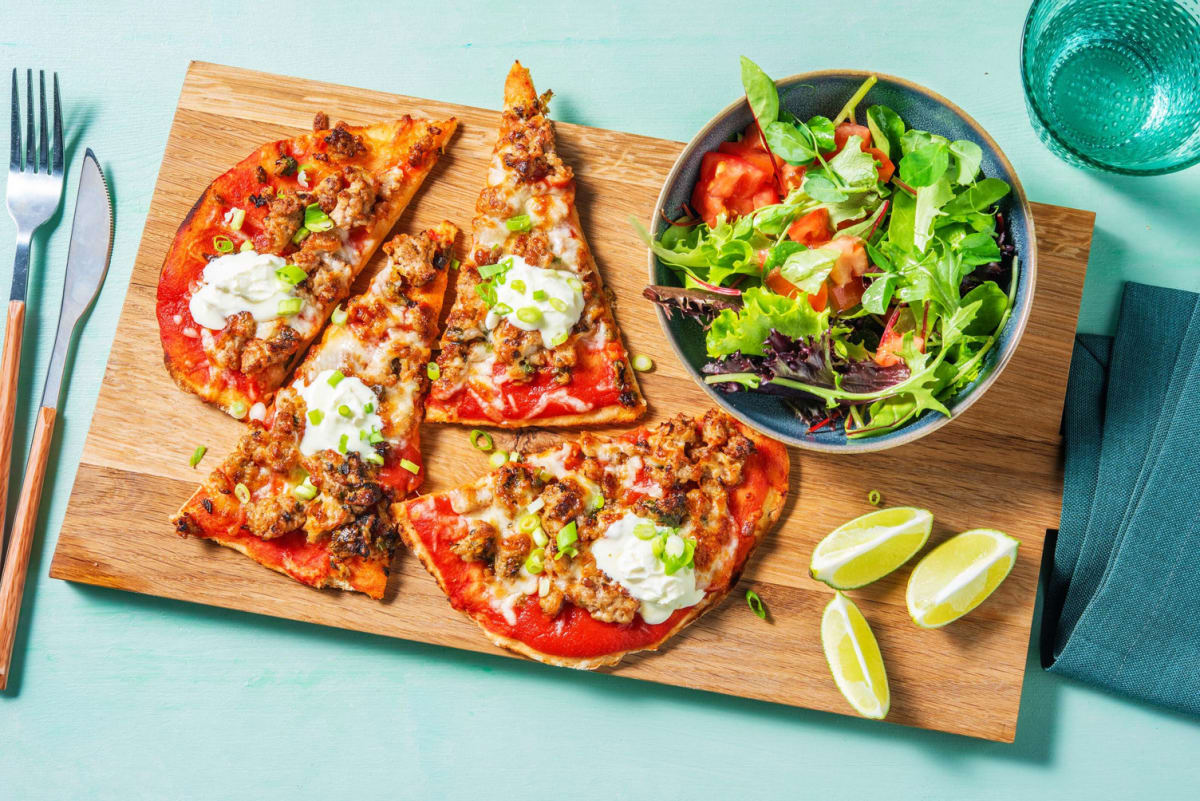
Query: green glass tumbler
xmin=1021 ymin=0 xmax=1200 ymax=174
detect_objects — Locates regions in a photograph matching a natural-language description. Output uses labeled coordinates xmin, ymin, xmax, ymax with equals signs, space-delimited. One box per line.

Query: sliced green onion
xmin=234 ymin=482 xmax=251 ymax=504
xmin=591 ymin=495 xmax=605 ymax=512
xmin=291 ymin=226 xmax=310 ymax=245
xmin=426 ymin=362 xmax=440 ymax=380
xmin=359 ymin=429 xmax=369 ymax=440
xmin=509 ymin=451 xmax=521 ymax=463
xmin=469 ymin=429 xmax=494 ymax=452
xmin=400 ymin=458 xmax=420 ymax=474
xmin=478 ymin=262 xmax=508 ymax=279
xmin=491 ymin=302 xmax=513 ymax=316
xmin=547 ymin=297 xmax=567 ymax=313
xmin=505 ymin=214 xmax=533 ymax=232
xmin=557 ymin=521 xmax=578 ymax=551
xmin=338 ymin=434 xmax=348 ymax=454
xmin=368 ymin=429 xmax=384 ymax=445
xmin=517 ymin=513 xmax=541 ymax=534
xmin=530 ymin=289 xmax=547 ymax=302
xmin=532 ymin=528 xmax=548 ymax=547
xmin=566 ymin=277 xmax=583 ymax=292
xmin=475 ymin=282 xmax=497 ymax=307
xmin=524 ymin=548 xmax=545 ymax=575
xmin=489 ymin=450 xmax=509 ymax=469
xmin=651 ymin=534 xmax=666 ymax=558
xmin=746 ymin=589 xmax=767 ymax=619
xmin=867 ymin=489 xmax=882 ymax=506
xmin=304 ymin=202 xmax=334 ymax=232
xmin=632 ymin=354 xmax=654 ymax=372
xmin=327 ymin=370 xmax=345 ymax=387
xmin=277 ymin=297 xmax=303 ymax=316
xmin=293 ymin=478 xmax=318 ymax=501
xmin=228 ymin=401 xmax=248 ymax=420
xmin=228 ymin=207 xmax=246 ymax=231
xmin=366 ymin=452 xmax=385 ymax=466
xmin=363 ymin=402 xmax=374 ymax=414
xmin=516 ymin=306 xmax=542 ymax=325
xmin=212 ymin=235 xmax=234 ymax=253
xmin=634 ymin=522 xmax=658 ymax=540
xmin=239 ymin=240 xmax=255 ymax=252
xmin=275 ymin=264 xmax=307 ymax=285
xmin=537 ymin=469 xmax=553 ymax=483
xmin=548 ymin=332 xmax=569 ymax=348
xmin=331 ymin=305 xmax=348 ymax=325
xmin=338 ymin=404 xmax=352 ymax=418
xmin=450 ymin=258 xmax=461 ymax=270
xmin=189 ymin=445 xmax=207 ymax=468
xmin=308 ymin=409 xmax=324 ymax=426
xmin=510 ymin=279 xmax=527 ymax=294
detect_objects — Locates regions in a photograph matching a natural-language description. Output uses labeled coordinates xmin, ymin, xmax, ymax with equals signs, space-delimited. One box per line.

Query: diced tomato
xmin=787 ymin=208 xmax=832 ymax=247
xmin=827 ymin=123 xmax=873 ymax=157
xmin=829 ymin=277 xmax=864 ymax=312
xmin=765 ymin=268 xmax=828 ymax=312
xmin=780 ymin=163 xmax=806 ymax=192
xmin=719 ymin=139 xmax=777 ymax=178
xmin=825 ymin=236 xmax=869 ymax=285
xmin=691 ymin=151 xmax=772 ymax=226
xmin=866 ymin=147 xmax=895 ymax=182
xmin=874 ymin=326 xmax=905 ymax=367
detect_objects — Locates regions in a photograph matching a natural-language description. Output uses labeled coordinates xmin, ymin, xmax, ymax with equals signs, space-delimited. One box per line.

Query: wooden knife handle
xmin=0 ymin=405 xmax=57 ymax=691
xmin=0 ymin=299 xmax=27 ymax=540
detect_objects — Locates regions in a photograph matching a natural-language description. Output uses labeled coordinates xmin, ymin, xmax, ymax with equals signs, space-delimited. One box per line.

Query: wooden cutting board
xmin=49 ymin=62 xmax=1093 ymax=742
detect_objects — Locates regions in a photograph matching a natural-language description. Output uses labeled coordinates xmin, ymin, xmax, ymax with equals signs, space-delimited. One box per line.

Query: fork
xmin=2 ymin=70 xmax=63 ymax=546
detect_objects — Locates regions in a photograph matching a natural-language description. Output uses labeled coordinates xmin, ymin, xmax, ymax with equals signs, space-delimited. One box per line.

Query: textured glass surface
xmin=1022 ymin=0 xmax=1200 ymax=174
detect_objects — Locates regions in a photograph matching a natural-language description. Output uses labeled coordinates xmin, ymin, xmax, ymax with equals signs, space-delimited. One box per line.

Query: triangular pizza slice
xmin=158 ymin=113 xmax=456 ymax=418
xmin=394 ymin=409 xmax=788 ymax=667
xmin=172 ymin=223 xmax=458 ymax=598
xmin=427 ymin=63 xmax=645 ymax=426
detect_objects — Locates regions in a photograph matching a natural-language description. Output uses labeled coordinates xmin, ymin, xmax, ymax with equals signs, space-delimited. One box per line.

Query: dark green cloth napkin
xmin=1043 ymin=282 xmax=1200 ymax=716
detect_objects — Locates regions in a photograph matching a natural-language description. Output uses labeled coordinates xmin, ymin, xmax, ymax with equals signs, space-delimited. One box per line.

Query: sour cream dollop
xmin=295 ymin=369 xmax=384 ymax=458
xmin=188 ymin=250 xmax=297 ymax=330
xmin=591 ymin=512 xmax=706 ymax=624
xmin=484 ymin=255 xmax=584 ymax=348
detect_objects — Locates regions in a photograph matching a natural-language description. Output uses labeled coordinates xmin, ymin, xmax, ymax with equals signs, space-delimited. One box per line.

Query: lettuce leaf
xmin=706 ymin=287 xmax=829 ymax=357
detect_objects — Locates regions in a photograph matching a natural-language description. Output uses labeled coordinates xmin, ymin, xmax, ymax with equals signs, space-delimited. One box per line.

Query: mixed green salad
xmin=640 ymin=58 xmax=1019 ymax=438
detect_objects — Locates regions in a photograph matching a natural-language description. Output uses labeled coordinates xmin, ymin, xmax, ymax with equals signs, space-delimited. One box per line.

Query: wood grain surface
xmin=48 ymin=62 xmax=1093 ymax=742
xmin=0 ymin=299 xmax=27 ymax=539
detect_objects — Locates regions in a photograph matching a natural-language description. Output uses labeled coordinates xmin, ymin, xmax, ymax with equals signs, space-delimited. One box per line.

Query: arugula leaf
xmin=866 ymin=105 xmax=905 ymax=159
xmin=740 ymin=57 xmax=779 ymax=127
xmin=898 ymin=140 xmax=950 ymax=187
xmin=948 ymin=140 xmax=983 ymax=185
xmin=861 ymin=272 xmax=898 ymax=314
xmin=959 ymin=281 xmax=1008 ymax=336
xmin=900 ymin=129 xmax=949 ymax=155
xmin=779 ymin=247 xmax=840 ymax=293
xmin=942 ymin=177 xmax=1010 ymax=215
xmin=707 ymin=287 xmax=828 ymax=357
xmin=957 ymin=231 xmax=1002 ymax=266
xmin=912 ymin=176 xmax=955 ymax=252
xmin=888 ymin=190 xmax=917 ymax=253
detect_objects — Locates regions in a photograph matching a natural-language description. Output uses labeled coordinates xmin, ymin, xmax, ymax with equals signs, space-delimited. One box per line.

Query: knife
xmin=0 ymin=149 xmax=111 ymax=690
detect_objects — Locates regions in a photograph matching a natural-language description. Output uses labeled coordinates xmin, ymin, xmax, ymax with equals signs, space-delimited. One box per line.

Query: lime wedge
xmin=821 ymin=592 xmax=890 ymax=720
xmin=810 ymin=507 xmax=933 ymax=590
xmin=906 ymin=529 xmax=1019 ymax=629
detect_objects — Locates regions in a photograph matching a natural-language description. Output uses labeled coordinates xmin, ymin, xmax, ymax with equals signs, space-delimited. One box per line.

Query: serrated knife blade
xmin=39 ymin=148 xmax=112 ymax=408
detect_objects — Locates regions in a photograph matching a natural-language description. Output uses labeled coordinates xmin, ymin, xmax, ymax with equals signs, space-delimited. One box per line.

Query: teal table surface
xmin=3 ymin=2 xmax=1199 ymax=799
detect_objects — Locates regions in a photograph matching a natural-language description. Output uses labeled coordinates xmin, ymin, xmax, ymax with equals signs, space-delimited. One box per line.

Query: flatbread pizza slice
xmin=157 ymin=112 xmax=456 ymax=419
xmin=395 ymin=410 xmax=788 ymax=667
xmin=171 ymin=223 xmax=458 ymax=598
xmin=427 ymin=62 xmax=645 ymax=427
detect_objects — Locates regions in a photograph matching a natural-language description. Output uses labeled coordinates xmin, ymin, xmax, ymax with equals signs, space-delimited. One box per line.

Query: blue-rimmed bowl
xmin=647 ymin=70 xmax=1037 ymax=453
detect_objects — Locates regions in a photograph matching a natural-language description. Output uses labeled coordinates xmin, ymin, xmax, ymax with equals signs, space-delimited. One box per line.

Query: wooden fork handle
xmin=0 ymin=405 xmax=56 ymax=691
xmin=0 ymin=300 xmax=27 ymax=540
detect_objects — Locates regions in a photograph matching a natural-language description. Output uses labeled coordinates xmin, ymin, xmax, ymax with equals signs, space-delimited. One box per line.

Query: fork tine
xmin=37 ymin=71 xmax=48 ymax=174
xmin=9 ymin=69 xmax=19 ymax=171
xmin=51 ymin=73 xmax=63 ymax=175
xmin=24 ymin=70 xmax=33 ymax=173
